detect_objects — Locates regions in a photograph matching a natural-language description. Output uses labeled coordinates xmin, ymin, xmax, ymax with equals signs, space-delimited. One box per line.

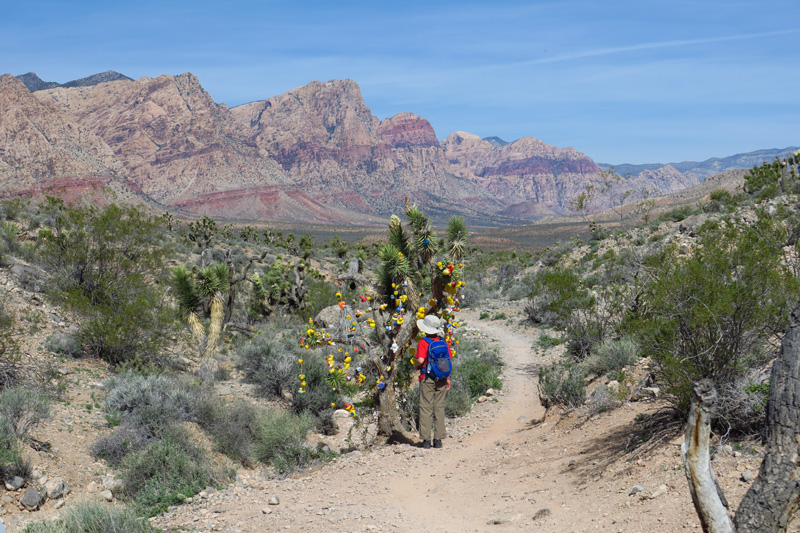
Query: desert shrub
xmin=104 ymin=373 xmax=198 ymax=432
xmin=715 ymin=378 xmax=770 ymax=435
xmin=251 ymin=410 xmax=325 ymax=475
xmin=564 ymin=315 xmax=605 ymax=361
xmin=0 ymin=416 xmax=23 ymax=477
xmin=0 ymin=198 xmax=27 ymax=222
xmin=457 ymin=357 xmax=502 ymax=398
xmin=537 ymin=333 xmax=563 ymax=349
xmin=120 ymin=425 xmax=228 ymax=517
xmin=629 ymin=215 xmax=799 ymax=412
xmin=539 ymin=362 xmax=586 ymax=408
xmin=527 ymin=267 xmax=594 ymax=329
xmin=0 ymin=221 xmax=21 ymax=258
xmin=0 ymin=386 xmax=50 ymax=439
xmin=444 ymin=379 xmax=472 ymax=417
xmin=44 ymin=333 xmax=82 ymax=358
xmin=582 ymin=337 xmax=639 ymax=377
xmin=289 ymin=352 xmax=335 ymax=420
xmin=657 ymin=205 xmax=696 ymax=222
xmin=22 ymin=501 xmax=159 ymax=533
xmin=194 ymin=397 xmax=258 ymax=466
xmin=37 ymin=199 xmax=174 ymax=367
xmin=91 ymin=424 xmax=156 ymax=466
xmin=704 ymin=189 xmax=734 ymax=213
xmin=238 ymin=330 xmax=296 ymax=400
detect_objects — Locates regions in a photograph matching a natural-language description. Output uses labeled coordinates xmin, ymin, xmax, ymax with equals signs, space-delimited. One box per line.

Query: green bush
xmin=0 ymin=416 xmax=23 ymax=478
xmin=22 ymin=502 xmax=159 ymax=533
xmin=289 ymin=352 xmax=335 ymax=420
xmin=526 ymin=267 xmax=594 ymax=328
xmin=629 ymin=216 xmax=799 ymax=411
xmin=37 ymin=199 xmax=174 ymax=367
xmin=537 ymin=333 xmax=563 ymax=349
xmin=252 ymin=410 xmax=328 ymax=476
xmin=539 ymin=362 xmax=586 ymax=408
xmin=194 ymin=397 xmax=257 ymax=466
xmin=44 ymin=333 xmax=82 ymax=358
xmin=120 ymin=426 xmax=229 ymax=517
xmin=657 ymin=205 xmax=697 ymax=222
xmin=457 ymin=358 xmax=502 ymax=398
xmin=582 ymin=337 xmax=638 ymax=377
xmin=0 ymin=386 xmax=50 ymax=439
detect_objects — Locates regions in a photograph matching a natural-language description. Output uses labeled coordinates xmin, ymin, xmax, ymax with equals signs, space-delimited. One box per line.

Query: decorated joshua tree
xmin=300 ymin=202 xmax=467 ymax=443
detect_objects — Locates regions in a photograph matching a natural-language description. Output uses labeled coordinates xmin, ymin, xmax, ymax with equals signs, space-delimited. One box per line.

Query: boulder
xmin=19 ymin=487 xmax=41 ymax=511
xmin=4 ymin=477 xmax=24 ymax=491
xmin=44 ymin=477 xmax=68 ymax=500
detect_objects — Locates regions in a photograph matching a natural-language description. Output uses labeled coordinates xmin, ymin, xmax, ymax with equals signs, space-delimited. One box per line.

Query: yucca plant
xmin=171 ymin=263 xmax=231 ymax=362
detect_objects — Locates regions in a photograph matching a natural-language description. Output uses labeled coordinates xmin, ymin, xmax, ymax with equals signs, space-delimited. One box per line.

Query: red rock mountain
xmin=229 ymin=80 xmax=502 ymax=219
xmin=0 ymin=71 xmax=701 ymax=224
xmin=0 ymin=74 xmax=127 ymax=194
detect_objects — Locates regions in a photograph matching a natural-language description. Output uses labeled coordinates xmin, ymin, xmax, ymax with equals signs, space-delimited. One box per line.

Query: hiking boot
xmin=433 ymin=439 xmax=443 ymax=449
xmin=421 ymin=440 xmax=432 ymax=449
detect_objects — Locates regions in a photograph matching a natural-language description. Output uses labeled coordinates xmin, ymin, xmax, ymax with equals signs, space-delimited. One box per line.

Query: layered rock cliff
xmin=36 ymin=73 xmax=291 ymax=205
xmin=0 ymin=74 xmax=127 ymax=193
xmin=230 ymin=80 xmax=502 ymax=218
xmin=0 ymin=70 xmax=706 ymax=224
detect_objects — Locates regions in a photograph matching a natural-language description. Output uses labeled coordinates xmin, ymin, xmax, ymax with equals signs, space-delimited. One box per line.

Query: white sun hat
xmin=417 ymin=314 xmax=442 ymax=335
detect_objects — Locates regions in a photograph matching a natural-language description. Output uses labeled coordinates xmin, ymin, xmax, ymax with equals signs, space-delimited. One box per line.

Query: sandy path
xmin=151 ymin=312 xmax=552 ymax=532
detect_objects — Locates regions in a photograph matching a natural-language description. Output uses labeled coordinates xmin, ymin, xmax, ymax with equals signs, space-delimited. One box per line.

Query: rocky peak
xmin=61 ymin=70 xmax=132 ymax=89
xmin=14 ymin=72 xmax=60 ymax=92
xmin=377 ymin=112 xmax=439 ymax=149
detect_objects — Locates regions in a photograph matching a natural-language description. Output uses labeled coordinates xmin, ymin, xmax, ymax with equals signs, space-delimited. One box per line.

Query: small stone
xmin=568 ymin=459 xmax=576 ymax=467
xmin=4 ymin=477 xmax=24 ymax=491
xmin=533 ymin=508 xmax=552 ymax=522
xmin=86 ymin=482 xmax=98 ymax=493
xmin=262 ymin=508 xmax=272 ymax=515
xmin=485 ymin=388 xmax=497 ymax=397
xmin=53 ymin=499 xmax=65 ymax=509
xmin=741 ymin=471 xmax=754 ymax=482
xmin=642 ymin=484 xmax=668 ymax=500
xmin=629 ymin=485 xmax=645 ymax=496
xmin=19 ymin=488 xmax=41 ymax=511
xmin=606 ymin=380 xmax=620 ymax=392
xmin=100 ymin=489 xmax=113 ymax=502
xmin=733 ymin=451 xmax=742 ymax=458
xmin=37 ymin=476 xmax=48 ymax=486
xmin=487 ymin=513 xmax=523 ymax=525
xmin=268 ymin=495 xmax=280 ymax=505
xmin=477 ymin=396 xmax=489 ymax=403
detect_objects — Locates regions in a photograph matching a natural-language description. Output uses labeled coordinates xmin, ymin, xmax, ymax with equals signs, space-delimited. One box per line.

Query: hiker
xmin=415 ymin=314 xmax=452 ymax=449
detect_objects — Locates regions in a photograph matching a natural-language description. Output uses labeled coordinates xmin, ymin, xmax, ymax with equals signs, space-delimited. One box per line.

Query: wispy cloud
xmin=513 ymin=29 xmax=799 ymax=67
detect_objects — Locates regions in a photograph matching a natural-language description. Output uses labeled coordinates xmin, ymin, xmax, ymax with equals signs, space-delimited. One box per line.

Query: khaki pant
xmin=419 ymin=377 xmax=447 ymax=441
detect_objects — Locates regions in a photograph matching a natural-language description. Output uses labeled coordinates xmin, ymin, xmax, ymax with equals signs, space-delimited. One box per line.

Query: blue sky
xmin=2 ymin=0 xmax=798 ymax=164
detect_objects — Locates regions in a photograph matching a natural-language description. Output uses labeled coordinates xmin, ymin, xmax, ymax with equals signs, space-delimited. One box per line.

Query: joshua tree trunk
xmin=683 ymin=380 xmax=733 ymax=532
xmin=684 ymin=301 xmax=800 ymax=532
xmin=734 ymin=302 xmax=800 ymax=532
xmin=374 ymin=321 xmax=420 ymax=444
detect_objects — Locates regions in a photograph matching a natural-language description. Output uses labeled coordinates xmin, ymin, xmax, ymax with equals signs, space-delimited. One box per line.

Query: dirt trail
xmin=149 ymin=310 xmax=764 ymax=533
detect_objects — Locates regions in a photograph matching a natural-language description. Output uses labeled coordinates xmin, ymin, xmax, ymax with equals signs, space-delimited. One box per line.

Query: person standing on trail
xmin=415 ymin=314 xmax=452 ymax=449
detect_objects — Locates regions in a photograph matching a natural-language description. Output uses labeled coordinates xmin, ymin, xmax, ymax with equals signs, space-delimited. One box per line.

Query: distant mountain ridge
xmin=15 ymin=71 xmax=133 ymax=92
xmin=599 ymin=146 xmax=799 ymax=181
xmin=0 ymin=69 xmax=792 ymax=225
